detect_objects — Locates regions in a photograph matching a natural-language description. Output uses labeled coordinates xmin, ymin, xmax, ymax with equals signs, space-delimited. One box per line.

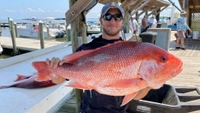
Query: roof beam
xmin=130 ymin=0 xmax=150 ymax=16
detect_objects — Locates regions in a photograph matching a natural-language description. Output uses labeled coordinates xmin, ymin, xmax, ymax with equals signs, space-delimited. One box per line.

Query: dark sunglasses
xmin=102 ymin=14 xmax=123 ymax=21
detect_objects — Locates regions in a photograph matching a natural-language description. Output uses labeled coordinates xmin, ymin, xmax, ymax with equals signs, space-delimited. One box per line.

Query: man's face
xmin=100 ymin=8 xmax=123 ymax=36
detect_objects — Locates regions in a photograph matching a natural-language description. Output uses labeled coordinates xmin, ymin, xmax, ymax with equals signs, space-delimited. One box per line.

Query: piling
xmin=0 ymin=22 xmax=2 ymax=36
xmin=70 ymin=0 xmax=84 ymax=112
xmin=46 ymin=26 xmax=50 ymax=40
xmin=66 ymin=28 xmax=71 ymax=41
xmin=38 ymin=21 xmax=45 ymax=49
xmin=8 ymin=18 xmax=19 ymax=55
xmin=14 ymin=22 xmax=18 ymax=37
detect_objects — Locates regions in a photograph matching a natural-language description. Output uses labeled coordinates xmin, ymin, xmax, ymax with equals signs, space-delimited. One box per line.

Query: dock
xmin=0 ymin=36 xmax=64 ymax=51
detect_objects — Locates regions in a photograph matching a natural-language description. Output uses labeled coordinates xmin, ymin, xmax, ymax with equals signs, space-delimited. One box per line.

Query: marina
xmin=0 ymin=0 xmax=200 ymax=113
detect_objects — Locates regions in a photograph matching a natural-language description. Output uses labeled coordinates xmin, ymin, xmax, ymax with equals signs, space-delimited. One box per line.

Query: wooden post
xmin=46 ymin=26 xmax=50 ymax=40
xmin=183 ymin=0 xmax=189 ymax=25
xmin=8 ymin=18 xmax=19 ymax=55
xmin=38 ymin=21 xmax=45 ymax=49
xmin=123 ymin=10 xmax=129 ymax=33
xmin=14 ymin=22 xmax=18 ymax=37
xmin=0 ymin=22 xmax=2 ymax=36
xmin=66 ymin=28 xmax=71 ymax=41
xmin=70 ymin=0 xmax=84 ymax=112
xmin=82 ymin=11 xmax=87 ymax=44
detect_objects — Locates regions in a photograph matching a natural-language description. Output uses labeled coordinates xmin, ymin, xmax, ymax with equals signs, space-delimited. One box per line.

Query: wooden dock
xmin=56 ymin=31 xmax=200 ymax=113
xmin=0 ymin=36 xmax=64 ymax=51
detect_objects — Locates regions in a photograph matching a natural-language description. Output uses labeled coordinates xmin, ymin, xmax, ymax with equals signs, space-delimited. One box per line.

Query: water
xmin=0 ymin=54 xmax=10 ymax=59
xmin=1 ymin=27 xmax=11 ymax=37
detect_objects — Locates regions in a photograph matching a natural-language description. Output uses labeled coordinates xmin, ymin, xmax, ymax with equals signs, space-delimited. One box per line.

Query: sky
xmin=0 ymin=0 xmax=181 ymax=20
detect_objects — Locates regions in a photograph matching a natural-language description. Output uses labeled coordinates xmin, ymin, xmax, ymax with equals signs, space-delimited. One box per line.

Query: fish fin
xmin=32 ymin=61 xmax=48 ymax=71
xmin=0 ymin=86 xmax=10 ymax=89
xmin=14 ymin=75 xmax=28 ymax=81
xmin=66 ymin=81 xmax=91 ymax=90
xmin=62 ymin=41 xmax=125 ymax=63
xmin=121 ymin=92 xmax=138 ymax=106
xmin=34 ymin=70 xmax=52 ymax=82
xmin=62 ymin=50 xmax=95 ymax=63
xmin=14 ymin=75 xmax=33 ymax=82
xmin=32 ymin=61 xmax=52 ymax=82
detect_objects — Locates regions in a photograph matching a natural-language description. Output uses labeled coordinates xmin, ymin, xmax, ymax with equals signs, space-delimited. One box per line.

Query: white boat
xmin=17 ymin=18 xmax=63 ymax=39
xmin=44 ymin=18 xmax=101 ymax=36
xmin=87 ymin=20 xmax=101 ymax=35
xmin=44 ymin=17 xmax=67 ymax=31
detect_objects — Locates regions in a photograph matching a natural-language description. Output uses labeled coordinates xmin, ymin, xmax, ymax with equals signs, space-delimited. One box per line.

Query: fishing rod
xmin=168 ymin=0 xmax=182 ymax=12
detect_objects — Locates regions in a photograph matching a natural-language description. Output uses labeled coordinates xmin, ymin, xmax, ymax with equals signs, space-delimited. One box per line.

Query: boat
xmin=44 ymin=17 xmax=101 ymax=36
xmin=43 ymin=17 xmax=68 ymax=38
xmin=17 ymin=18 xmax=64 ymax=39
xmin=44 ymin=17 xmax=67 ymax=31
xmin=86 ymin=20 xmax=101 ymax=35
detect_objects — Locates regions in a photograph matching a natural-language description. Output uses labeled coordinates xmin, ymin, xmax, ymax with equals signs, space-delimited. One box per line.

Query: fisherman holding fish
xmin=46 ymin=2 xmax=152 ymax=113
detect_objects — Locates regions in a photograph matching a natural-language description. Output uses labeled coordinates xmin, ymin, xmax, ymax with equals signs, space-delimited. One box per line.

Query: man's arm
xmin=176 ymin=18 xmax=182 ymax=31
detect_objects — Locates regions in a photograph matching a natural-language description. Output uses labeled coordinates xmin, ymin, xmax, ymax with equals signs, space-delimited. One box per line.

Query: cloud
xmin=26 ymin=8 xmax=35 ymax=12
xmin=37 ymin=8 xmax=45 ymax=12
xmin=25 ymin=8 xmax=45 ymax=12
xmin=6 ymin=9 xmax=16 ymax=12
xmin=53 ymin=10 xmax=65 ymax=13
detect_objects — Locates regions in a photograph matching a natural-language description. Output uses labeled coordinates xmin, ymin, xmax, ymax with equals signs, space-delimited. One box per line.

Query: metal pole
xmin=38 ymin=21 xmax=45 ymax=49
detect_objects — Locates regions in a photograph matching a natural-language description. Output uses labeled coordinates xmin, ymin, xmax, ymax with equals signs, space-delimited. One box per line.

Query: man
xmin=176 ymin=10 xmax=192 ymax=50
xmin=46 ymin=2 xmax=151 ymax=113
xmin=141 ymin=15 xmax=147 ymax=32
xmin=149 ymin=15 xmax=157 ymax=28
xmin=129 ymin=16 xmax=138 ymax=34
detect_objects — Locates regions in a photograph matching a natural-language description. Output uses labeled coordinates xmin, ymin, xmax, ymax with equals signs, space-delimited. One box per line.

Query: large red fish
xmin=32 ymin=41 xmax=183 ymax=106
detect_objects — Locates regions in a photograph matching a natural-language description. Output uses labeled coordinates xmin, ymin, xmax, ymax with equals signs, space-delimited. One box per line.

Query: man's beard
xmin=103 ymin=27 xmax=120 ymax=36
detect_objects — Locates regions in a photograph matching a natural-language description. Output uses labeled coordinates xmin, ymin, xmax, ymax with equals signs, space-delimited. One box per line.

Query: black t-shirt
xmin=77 ymin=35 xmax=127 ymax=113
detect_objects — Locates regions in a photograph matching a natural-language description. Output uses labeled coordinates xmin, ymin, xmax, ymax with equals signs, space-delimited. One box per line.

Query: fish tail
xmin=32 ymin=61 xmax=52 ymax=82
xmin=0 ymin=86 xmax=10 ymax=89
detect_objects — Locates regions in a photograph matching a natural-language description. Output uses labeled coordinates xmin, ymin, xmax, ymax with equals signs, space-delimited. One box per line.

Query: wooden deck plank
xmin=189 ymin=45 xmax=199 ymax=57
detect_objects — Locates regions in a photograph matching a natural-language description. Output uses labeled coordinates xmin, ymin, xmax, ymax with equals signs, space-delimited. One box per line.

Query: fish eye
xmin=161 ymin=56 xmax=166 ymax=61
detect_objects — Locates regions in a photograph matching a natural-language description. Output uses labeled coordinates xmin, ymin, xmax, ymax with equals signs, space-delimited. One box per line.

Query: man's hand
xmin=45 ymin=57 xmax=66 ymax=84
xmin=46 ymin=57 xmax=65 ymax=69
xmin=189 ymin=29 xmax=192 ymax=33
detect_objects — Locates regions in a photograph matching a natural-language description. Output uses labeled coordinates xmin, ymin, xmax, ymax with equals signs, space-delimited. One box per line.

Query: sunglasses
xmin=102 ymin=14 xmax=123 ymax=21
